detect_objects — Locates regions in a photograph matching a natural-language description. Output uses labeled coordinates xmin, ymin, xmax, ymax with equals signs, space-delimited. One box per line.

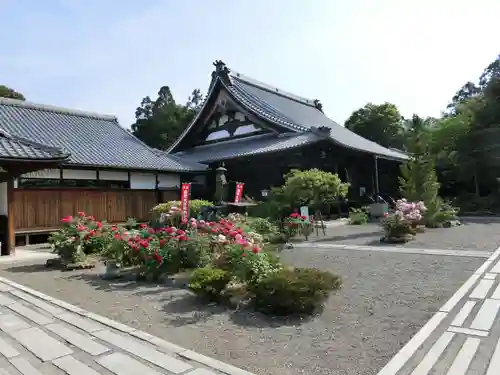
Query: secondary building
xmin=0 ymin=98 xmax=207 ymax=254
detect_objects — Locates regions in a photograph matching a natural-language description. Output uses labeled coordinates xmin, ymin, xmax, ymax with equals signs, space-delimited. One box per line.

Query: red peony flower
xmin=78 ymin=211 xmax=85 ymax=217
xmin=178 ymin=235 xmax=188 ymax=241
xmin=88 ymin=216 xmax=95 ymax=221
xmin=211 ymin=228 xmax=218 ymax=233
xmin=176 ymin=229 xmax=185 ymax=236
xmin=139 ymin=223 xmax=147 ymax=228
xmin=96 ymin=221 xmax=103 ymax=229
xmin=252 ymin=247 xmax=260 ymax=254
xmin=60 ymin=216 xmax=73 ymax=223
xmin=241 ymin=252 xmax=247 ymax=257
xmin=159 ymin=239 xmax=167 ymax=247
xmin=166 ymin=227 xmax=174 ymax=234
xmin=153 ymin=251 xmax=163 ymax=264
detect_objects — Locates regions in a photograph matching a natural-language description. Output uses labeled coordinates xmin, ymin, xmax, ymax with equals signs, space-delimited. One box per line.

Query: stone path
xmin=377 ymin=245 xmax=500 ymax=374
xmin=0 ymin=276 xmax=253 ymax=375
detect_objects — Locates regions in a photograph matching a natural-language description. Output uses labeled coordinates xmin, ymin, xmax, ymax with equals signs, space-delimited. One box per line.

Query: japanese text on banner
xmin=180 ymin=183 xmax=191 ymax=224
xmin=234 ymin=182 xmax=245 ymax=203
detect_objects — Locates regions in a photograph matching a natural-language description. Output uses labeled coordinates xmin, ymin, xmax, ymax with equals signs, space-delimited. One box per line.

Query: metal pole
xmin=374 ymin=155 xmax=380 ymax=195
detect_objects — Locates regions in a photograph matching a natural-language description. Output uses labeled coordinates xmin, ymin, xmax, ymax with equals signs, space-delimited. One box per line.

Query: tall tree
xmin=131 ymin=87 xmax=203 ymax=150
xmin=0 ymin=85 xmax=25 ymax=100
xmin=344 ymin=103 xmax=406 ymax=149
xmin=399 ymin=115 xmax=445 ymax=226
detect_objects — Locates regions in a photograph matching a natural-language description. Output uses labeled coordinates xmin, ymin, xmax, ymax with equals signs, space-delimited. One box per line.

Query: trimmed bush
xmin=252 ymin=268 xmax=341 ymax=315
xmin=188 ymin=267 xmax=231 ymax=300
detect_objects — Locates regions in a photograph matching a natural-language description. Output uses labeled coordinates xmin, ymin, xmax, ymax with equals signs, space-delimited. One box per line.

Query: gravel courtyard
xmin=0 ymin=247 xmax=484 ymax=375
xmin=311 ymin=217 xmax=500 ymax=251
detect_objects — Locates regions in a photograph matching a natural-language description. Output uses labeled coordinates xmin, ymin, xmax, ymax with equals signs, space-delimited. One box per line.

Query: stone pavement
xmin=0 ymin=276 xmax=254 ymax=375
xmin=377 ymin=245 xmax=500 ymax=375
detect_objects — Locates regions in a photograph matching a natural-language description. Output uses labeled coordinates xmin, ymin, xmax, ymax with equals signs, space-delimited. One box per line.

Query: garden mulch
xmin=309 ymin=217 xmax=500 ymax=251
xmin=0 ymin=247 xmax=484 ymax=375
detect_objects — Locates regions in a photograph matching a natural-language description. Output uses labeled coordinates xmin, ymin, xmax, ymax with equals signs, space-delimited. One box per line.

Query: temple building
xmin=168 ymin=60 xmax=407 ymax=200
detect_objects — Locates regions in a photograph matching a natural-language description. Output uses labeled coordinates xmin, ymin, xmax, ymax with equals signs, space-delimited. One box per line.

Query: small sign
xmin=234 ymin=182 xmax=245 ymax=203
xmin=300 ymin=206 xmax=309 ymax=219
xmin=180 ymin=183 xmax=191 ymax=224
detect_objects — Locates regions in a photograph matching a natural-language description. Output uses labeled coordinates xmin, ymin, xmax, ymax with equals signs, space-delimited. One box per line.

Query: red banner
xmin=180 ymin=183 xmax=191 ymax=224
xmin=234 ymin=182 xmax=245 ymax=203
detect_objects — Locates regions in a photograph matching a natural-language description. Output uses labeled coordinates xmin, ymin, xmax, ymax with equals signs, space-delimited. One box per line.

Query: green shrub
xmin=246 ymin=217 xmax=277 ymax=234
xmin=152 ymin=200 xmax=214 ymax=218
xmin=252 ymin=268 xmax=342 ymax=315
xmin=348 ymin=207 xmax=368 ymax=225
xmin=189 ymin=268 xmax=231 ymax=300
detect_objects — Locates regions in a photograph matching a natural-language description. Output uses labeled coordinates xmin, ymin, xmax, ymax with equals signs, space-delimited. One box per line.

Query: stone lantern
xmin=214 ymin=165 xmax=228 ymax=204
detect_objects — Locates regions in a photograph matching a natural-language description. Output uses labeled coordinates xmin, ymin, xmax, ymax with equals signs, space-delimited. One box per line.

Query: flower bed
xmin=48 ymin=211 xmax=341 ymax=316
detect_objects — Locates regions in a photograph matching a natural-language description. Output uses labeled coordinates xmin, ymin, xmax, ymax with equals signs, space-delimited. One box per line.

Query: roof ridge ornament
xmin=313 ymin=99 xmax=323 ymax=113
xmin=211 ymin=60 xmax=231 ymax=85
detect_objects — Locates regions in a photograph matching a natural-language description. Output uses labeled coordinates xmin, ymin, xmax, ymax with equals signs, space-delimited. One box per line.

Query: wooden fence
xmin=12 ymin=188 xmax=178 ymax=231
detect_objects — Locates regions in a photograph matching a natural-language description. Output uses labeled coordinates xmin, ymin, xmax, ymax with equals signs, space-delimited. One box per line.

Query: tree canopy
xmin=131 ymin=86 xmax=203 ymax=150
xmin=344 ymin=102 xmax=406 ymax=150
xmin=0 ymin=85 xmax=25 ymax=101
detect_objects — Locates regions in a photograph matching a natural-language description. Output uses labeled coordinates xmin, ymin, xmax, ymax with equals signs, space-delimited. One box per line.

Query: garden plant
xmin=49 ymin=205 xmax=342 ymax=316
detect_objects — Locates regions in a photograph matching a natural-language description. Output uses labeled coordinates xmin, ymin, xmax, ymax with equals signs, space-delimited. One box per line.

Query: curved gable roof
xmin=168 ymin=62 xmax=408 ymax=161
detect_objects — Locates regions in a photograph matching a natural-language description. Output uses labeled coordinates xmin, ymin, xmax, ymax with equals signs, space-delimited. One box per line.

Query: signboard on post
xmin=234 ymin=182 xmax=245 ymax=203
xmin=180 ymin=183 xmax=191 ymax=224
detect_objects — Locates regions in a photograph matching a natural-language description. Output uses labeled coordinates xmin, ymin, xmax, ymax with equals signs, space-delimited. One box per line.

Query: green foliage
xmin=188 ymin=268 xmax=231 ymax=300
xmin=0 ymin=85 xmax=25 ymax=101
xmin=280 ymin=169 xmax=349 ymax=208
xmin=380 ymin=213 xmax=415 ymax=238
xmin=131 ymin=86 xmax=203 ymax=150
xmin=252 ymin=268 xmax=342 ymax=315
xmin=345 ymin=102 xmax=406 ymax=150
xmin=348 ymin=207 xmax=368 ymax=225
xmin=399 ymin=115 xmax=447 ymax=227
xmin=152 ymin=200 xmax=214 ymax=218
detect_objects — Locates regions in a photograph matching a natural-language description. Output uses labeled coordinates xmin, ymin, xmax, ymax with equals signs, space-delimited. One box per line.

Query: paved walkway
xmin=377 ymin=245 xmax=500 ymax=375
xmin=0 ymin=276 xmax=253 ymax=375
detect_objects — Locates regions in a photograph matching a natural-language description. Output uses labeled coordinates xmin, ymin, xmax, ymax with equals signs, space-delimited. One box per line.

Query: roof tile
xmin=0 ymin=98 xmax=207 ymax=172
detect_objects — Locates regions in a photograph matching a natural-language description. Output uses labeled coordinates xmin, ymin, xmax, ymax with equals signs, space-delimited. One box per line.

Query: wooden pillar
xmin=6 ymin=178 xmax=15 ymax=255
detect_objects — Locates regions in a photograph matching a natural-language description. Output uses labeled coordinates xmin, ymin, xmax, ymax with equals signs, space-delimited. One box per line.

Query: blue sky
xmin=1 ymin=0 xmax=499 ymax=127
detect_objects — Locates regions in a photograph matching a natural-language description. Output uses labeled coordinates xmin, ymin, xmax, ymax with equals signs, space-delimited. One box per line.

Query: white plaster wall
xmin=0 ymin=182 xmax=7 ymax=215
xmin=99 ymin=170 xmax=129 ymax=181
xmin=234 ymin=124 xmax=259 ymax=136
xmin=158 ymin=174 xmax=180 ymax=189
xmin=130 ymin=172 xmax=156 ymax=190
xmin=62 ymin=169 xmax=97 ymax=180
xmin=21 ymin=169 xmax=60 ymax=179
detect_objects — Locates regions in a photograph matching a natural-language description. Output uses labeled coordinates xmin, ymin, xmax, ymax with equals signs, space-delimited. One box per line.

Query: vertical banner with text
xmin=234 ymin=182 xmax=245 ymax=203
xmin=180 ymin=183 xmax=191 ymax=224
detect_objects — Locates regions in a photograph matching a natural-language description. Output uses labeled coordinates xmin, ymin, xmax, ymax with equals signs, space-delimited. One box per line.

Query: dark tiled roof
xmin=172 ymin=132 xmax=324 ymax=163
xmin=225 ymin=72 xmax=408 ymax=161
xmin=0 ymin=98 xmax=207 ymax=172
xmin=167 ymin=63 xmax=407 ymax=161
xmin=0 ymin=129 xmax=69 ymax=161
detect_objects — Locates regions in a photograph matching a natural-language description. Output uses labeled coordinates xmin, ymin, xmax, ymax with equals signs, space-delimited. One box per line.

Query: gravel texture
xmin=0 ymin=248 xmax=483 ymax=375
xmin=312 ymin=218 xmax=500 ymax=251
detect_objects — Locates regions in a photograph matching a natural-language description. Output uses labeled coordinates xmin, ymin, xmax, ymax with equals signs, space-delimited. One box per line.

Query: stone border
xmin=0 ymin=276 xmax=255 ymax=375
xmin=293 ymin=242 xmax=493 ymax=258
xmin=376 ymin=245 xmax=500 ymax=375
